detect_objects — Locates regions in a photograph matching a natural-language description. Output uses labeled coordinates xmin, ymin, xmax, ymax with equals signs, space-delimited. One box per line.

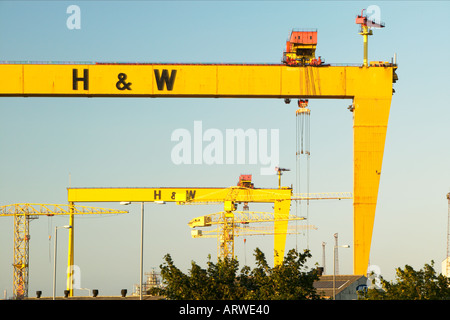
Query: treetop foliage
xmin=149 ymin=248 xmax=321 ymax=300
xmin=362 ymin=260 xmax=450 ymax=300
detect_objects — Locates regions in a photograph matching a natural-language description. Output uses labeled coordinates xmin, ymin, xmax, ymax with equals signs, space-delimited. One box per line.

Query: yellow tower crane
xmin=180 ymin=175 xmax=350 ymax=263
xmin=188 ymin=209 xmax=318 ymax=261
xmin=0 ymin=203 xmax=128 ymax=299
xmin=187 ymin=185 xmax=351 ymax=262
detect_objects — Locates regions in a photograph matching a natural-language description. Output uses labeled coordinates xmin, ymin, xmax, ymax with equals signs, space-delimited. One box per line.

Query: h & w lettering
xmin=154 ymin=69 xmax=177 ymax=91
xmin=72 ymin=69 xmax=89 ymax=90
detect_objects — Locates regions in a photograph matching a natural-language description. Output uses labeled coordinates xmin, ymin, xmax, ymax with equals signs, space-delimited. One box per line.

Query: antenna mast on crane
xmin=355 ymin=8 xmax=385 ymax=67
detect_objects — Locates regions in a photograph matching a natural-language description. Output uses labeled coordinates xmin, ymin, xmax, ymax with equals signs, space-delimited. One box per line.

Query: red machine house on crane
xmin=282 ymin=29 xmax=326 ymax=67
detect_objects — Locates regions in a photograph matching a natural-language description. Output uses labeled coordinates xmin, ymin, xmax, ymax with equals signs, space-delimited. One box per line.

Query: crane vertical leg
xmin=363 ymin=32 xmax=368 ymax=67
xmin=66 ymin=203 xmax=75 ymax=296
xmin=273 ymin=199 xmax=292 ymax=266
xmin=353 ymin=97 xmax=391 ymax=275
xmin=359 ymin=25 xmax=371 ymax=67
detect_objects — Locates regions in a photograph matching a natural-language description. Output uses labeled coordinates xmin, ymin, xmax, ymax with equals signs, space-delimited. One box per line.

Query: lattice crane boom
xmin=188 ymin=210 xmax=306 ymax=228
xmin=191 ymin=224 xmax=318 ymax=238
xmin=0 ymin=203 xmax=128 ymax=216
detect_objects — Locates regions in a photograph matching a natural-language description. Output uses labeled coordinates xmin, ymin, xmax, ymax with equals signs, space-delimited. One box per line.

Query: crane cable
xmin=295 ymin=99 xmax=311 ymax=250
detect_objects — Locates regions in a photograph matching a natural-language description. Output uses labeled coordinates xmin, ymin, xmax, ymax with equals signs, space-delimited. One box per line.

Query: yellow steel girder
xmin=0 ymin=63 xmax=394 ymax=98
xmin=1 ymin=62 xmax=397 ymax=276
xmin=67 ymin=187 xmax=293 ymax=203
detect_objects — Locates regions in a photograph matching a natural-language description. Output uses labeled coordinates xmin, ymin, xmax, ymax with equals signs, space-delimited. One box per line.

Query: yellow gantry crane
xmin=0 ymin=10 xmax=398 ymax=276
xmin=0 ymin=203 xmax=128 ymax=299
xmin=67 ymin=183 xmax=294 ymax=268
xmin=67 ymin=175 xmax=351 ymax=267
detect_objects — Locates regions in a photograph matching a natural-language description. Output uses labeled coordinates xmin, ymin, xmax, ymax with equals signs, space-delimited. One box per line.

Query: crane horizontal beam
xmin=0 ymin=63 xmax=395 ymax=99
xmin=291 ymin=192 xmax=352 ymax=200
xmin=67 ymin=187 xmax=293 ymax=203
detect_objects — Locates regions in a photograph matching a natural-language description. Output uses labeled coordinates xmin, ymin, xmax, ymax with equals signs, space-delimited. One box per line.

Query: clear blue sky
xmin=0 ymin=1 xmax=449 ymax=298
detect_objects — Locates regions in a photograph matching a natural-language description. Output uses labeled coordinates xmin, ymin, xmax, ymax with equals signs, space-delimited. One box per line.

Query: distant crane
xmin=190 ymin=219 xmax=317 ymax=238
xmin=0 ymin=203 xmax=128 ymax=299
xmin=186 ymin=174 xmax=351 ymax=261
xmin=275 ymin=167 xmax=291 ymax=189
xmin=188 ymin=209 xmax=317 ymax=261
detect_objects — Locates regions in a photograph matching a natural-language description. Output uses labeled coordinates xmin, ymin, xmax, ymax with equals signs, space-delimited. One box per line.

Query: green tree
xmin=245 ymin=248 xmax=321 ymax=300
xmin=362 ymin=261 xmax=450 ymax=300
xmin=149 ymin=248 xmax=321 ymax=300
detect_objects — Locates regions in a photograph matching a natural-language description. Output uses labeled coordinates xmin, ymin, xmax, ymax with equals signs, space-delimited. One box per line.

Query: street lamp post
xmin=121 ymin=201 xmax=165 ymax=300
xmin=139 ymin=202 xmax=144 ymax=300
xmin=333 ymin=244 xmax=350 ymax=300
xmin=53 ymin=225 xmax=72 ymax=300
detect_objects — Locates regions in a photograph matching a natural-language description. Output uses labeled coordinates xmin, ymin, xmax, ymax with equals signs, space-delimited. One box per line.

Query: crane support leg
xmin=353 ymin=97 xmax=391 ymax=275
xmin=273 ymin=199 xmax=292 ymax=266
xmin=66 ymin=203 xmax=75 ymax=296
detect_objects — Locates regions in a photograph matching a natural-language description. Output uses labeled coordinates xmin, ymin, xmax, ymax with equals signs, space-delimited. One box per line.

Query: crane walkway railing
xmin=291 ymin=192 xmax=352 ymax=200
